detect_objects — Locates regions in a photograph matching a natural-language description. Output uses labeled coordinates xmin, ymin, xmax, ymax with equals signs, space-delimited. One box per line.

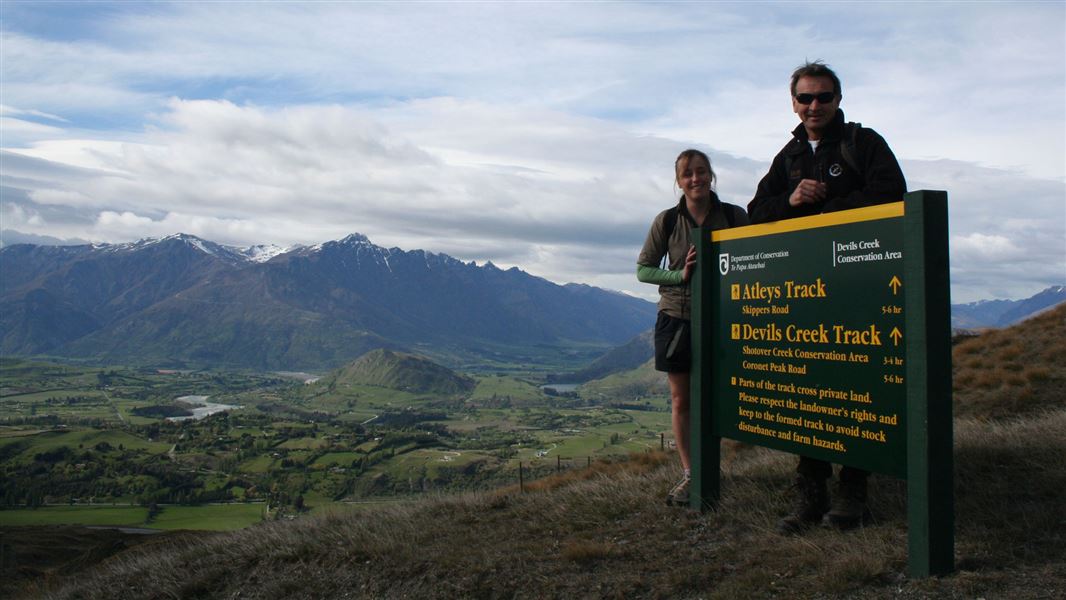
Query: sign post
xmin=691 ymin=190 xmax=952 ymax=577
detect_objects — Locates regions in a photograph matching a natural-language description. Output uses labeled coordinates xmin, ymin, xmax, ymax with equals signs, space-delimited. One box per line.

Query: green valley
xmin=0 ymin=354 xmax=670 ymax=529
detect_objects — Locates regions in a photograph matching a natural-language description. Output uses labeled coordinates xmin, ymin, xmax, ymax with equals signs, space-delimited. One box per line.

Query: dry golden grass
xmin=561 ymin=539 xmax=614 ymax=565
xmin=497 ymin=449 xmax=671 ymax=496
xmin=953 ymin=303 xmax=1066 ymax=419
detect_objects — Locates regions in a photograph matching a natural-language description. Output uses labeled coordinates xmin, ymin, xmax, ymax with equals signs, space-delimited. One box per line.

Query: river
xmin=167 ymin=395 xmax=241 ymax=421
xmin=273 ymin=371 xmax=321 ymax=384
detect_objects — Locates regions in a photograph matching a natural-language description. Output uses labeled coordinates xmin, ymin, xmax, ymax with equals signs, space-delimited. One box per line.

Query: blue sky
xmin=1 ymin=1 xmax=1063 ymax=303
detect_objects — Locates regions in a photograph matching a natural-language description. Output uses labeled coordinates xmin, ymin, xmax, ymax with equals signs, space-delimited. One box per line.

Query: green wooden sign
xmin=712 ymin=202 xmax=908 ymax=476
xmin=690 ymin=190 xmax=953 ymax=577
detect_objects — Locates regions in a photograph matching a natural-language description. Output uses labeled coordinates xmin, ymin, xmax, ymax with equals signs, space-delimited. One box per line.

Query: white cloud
xmin=95 ymin=210 xmax=155 ymax=228
xmin=0 ymin=105 xmax=68 ymax=122
xmin=6 ymin=139 xmax=133 ymax=174
xmin=28 ymin=188 xmax=96 ymax=207
xmin=1 ymin=2 xmax=1063 ymax=305
xmin=92 ymin=210 xmax=263 ymax=243
xmin=1 ymin=202 xmax=44 ymax=228
xmin=0 ymin=116 xmax=67 ymax=136
xmin=952 ymin=233 xmax=1023 ymax=261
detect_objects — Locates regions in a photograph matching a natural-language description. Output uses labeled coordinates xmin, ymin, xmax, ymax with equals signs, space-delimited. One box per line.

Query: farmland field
xmin=1 ymin=357 xmax=671 ymax=529
xmin=0 ymin=505 xmax=149 ymax=527
xmin=0 ymin=503 xmax=265 ymax=531
xmin=150 ymin=503 xmax=265 ymax=531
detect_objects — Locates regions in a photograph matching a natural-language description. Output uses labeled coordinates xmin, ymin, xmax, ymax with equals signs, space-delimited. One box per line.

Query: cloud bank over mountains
xmin=1 ymin=2 xmax=1063 ymax=303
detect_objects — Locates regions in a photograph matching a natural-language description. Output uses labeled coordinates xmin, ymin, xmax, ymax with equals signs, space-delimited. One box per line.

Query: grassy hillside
xmin=562 ymin=329 xmax=654 ymax=383
xmin=7 ymin=307 xmax=1066 ymax=599
xmin=952 ymin=303 xmax=1065 ymax=419
xmin=316 ymin=349 xmax=476 ymax=395
xmin=578 ymin=358 xmax=668 ymax=405
xmin=15 ymin=410 xmax=1065 ymax=599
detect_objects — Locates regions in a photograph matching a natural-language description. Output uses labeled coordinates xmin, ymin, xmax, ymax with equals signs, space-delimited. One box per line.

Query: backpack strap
xmin=839 ymin=122 xmax=862 ymax=175
xmin=661 ymin=205 xmax=680 ymax=249
xmin=660 ymin=205 xmax=680 ymax=269
xmin=661 ymin=200 xmax=738 ymax=269
xmin=781 ymin=138 xmax=803 ymax=188
xmin=659 ymin=197 xmax=706 ymax=269
xmin=666 ymin=197 xmax=739 ymax=242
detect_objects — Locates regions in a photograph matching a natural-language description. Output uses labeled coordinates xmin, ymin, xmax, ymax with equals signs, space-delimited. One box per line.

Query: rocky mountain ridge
xmin=0 ymin=233 xmax=656 ymax=370
xmin=950 ymin=285 xmax=1066 ymax=329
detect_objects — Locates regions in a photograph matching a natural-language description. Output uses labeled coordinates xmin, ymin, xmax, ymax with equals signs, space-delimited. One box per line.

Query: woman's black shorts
xmin=654 ymin=311 xmax=691 ymax=373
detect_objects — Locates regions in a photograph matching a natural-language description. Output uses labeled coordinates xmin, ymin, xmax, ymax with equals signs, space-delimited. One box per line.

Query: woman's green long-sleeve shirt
xmin=636 ymin=263 xmax=684 ymax=286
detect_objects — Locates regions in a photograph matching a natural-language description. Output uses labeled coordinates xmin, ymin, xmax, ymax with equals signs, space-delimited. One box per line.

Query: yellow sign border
xmin=712 ymin=201 xmax=905 ymax=242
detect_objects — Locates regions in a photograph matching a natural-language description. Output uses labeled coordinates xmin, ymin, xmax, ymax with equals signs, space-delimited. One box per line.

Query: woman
xmin=637 ymin=149 xmax=748 ymax=506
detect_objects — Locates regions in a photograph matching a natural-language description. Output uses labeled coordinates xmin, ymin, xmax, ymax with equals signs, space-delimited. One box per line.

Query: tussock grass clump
xmin=561 ymin=539 xmax=614 ymax=565
xmin=953 ymin=303 xmax=1065 ymax=419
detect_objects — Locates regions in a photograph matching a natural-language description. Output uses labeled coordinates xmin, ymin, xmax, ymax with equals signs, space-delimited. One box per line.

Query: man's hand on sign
xmin=789 ymin=179 xmax=827 ymax=207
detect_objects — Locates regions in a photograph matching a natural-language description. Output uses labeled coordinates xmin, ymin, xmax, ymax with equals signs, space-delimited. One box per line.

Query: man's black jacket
xmin=747 ymin=110 xmax=906 ymax=224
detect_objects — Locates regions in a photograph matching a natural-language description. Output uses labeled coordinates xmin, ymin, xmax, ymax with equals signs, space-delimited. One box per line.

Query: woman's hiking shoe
xmin=666 ymin=475 xmax=690 ymax=507
xmin=822 ymin=478 xmax=872 ymax=530
xmin=777 ymin=474 xmax=829 ymax=535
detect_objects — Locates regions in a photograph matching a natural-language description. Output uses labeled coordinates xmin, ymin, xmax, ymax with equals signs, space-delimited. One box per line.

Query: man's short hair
xmin=790 ymin=60 xmax=842 ymax=98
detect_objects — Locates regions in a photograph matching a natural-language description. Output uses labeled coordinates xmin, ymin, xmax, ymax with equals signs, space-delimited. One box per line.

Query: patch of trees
xmin=0 ymin=415 xmax=61 ymax=427
xmin=34 ymin=446 xmax=74 ymax=463
xmin=373 ymin=410 xmax=447 ymax=427
xmin=374 ymin=431 xmax=440 ymax=452
xmin=131 ymin=405 xmax=194 ymax=418
xmin=518 ymin=412 xmax=594 ymax=430
xmin=42 ymin=395 xmax=104 ymax=405
xmin=1 ymin=436 xmax=227 ymax=507
xmin=605 ymin=401 xmax=664 ymax=412
xmin=456 ymin=429 xmax=536 ymax=451
xmin=256 ymin=402 xmax=332 ymax=422
xmin=0 ymin=440 xmax=28 ymax=461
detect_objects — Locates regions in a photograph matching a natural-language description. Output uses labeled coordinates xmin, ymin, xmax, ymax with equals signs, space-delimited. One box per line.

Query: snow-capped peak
xmin=237 ymin=244 xmax=299 ymax=263
xmin=339 ymin=233 xmax=372 ymax=245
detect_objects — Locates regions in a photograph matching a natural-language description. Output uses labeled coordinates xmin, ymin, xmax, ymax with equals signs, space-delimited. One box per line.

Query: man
xmin=748 ymin=61 xmax=906 ymax=534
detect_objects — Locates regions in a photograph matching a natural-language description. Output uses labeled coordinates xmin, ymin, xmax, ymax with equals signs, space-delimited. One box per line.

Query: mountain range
xmin=950 ymin=285 xmax=1066 ymax=329
xmin=0 ymin=234 xmax=656 ymax=370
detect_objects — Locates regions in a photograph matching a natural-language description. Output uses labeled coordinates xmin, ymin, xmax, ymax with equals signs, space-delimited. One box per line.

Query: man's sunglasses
xmin=794 ymin=92 xmax=836 ymax=105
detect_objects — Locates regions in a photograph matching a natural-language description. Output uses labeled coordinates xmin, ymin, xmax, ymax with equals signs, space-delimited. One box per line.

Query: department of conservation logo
xmin=829 ymin=163 xmax=843 ymax=177
xmin=718 ymin=253 xmax=730 ymax=276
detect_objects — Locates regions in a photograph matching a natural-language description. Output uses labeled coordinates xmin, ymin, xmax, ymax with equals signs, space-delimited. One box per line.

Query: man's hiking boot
xmin=666 ymin=475 xmax=690 ymax=507
xmin=822 ymin=478 xmax=872 ymax=530
xmin=777 ymin=474 xmax=829 ymax=535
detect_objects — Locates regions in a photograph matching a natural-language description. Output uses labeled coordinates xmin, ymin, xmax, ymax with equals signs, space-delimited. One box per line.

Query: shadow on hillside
xmin=952 ymin=437 xmax=1066 ymax=570
xmin=716 ymin=420 xmax=1066 ymax=574
xmin=0 ymin=526 xmax=200 ymax=599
